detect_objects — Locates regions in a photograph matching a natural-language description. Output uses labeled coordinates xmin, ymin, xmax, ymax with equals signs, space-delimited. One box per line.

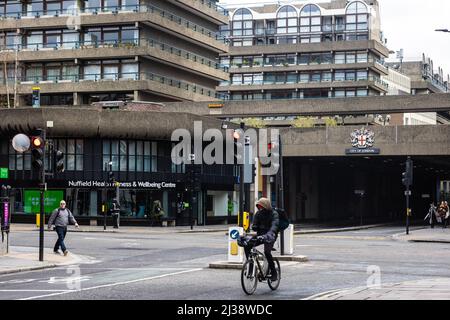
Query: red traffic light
xmin=31 ymin=136 xmax=44 ymax=148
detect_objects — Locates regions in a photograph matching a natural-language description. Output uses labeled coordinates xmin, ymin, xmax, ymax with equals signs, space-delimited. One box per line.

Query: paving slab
xmin=305 ymin=278 xmax=450 ymax=300
xmin=0 ymin=246 xmax=88 ymax=275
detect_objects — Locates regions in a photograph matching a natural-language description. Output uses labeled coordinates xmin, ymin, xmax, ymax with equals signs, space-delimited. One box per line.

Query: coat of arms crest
xmin=350 ymin=128 xmax=375 ymax=149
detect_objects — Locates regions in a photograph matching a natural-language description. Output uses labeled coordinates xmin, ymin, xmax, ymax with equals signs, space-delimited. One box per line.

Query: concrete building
xmin=0 ymin=0 xmax=229 ymax=107
xmin=385 ymin=53 xmax=450 ymax=125
xmin=216 ymin=0 xmax=390 ymax=101
xmin=0 ymin=105 xmax=241 ymax=226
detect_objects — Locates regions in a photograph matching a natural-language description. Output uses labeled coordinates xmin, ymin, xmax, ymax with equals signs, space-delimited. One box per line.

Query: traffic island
xmin=208 ymin=255 xmax=308 ymax=270
xmin=0 ymin=246 xmax=90 ymax=275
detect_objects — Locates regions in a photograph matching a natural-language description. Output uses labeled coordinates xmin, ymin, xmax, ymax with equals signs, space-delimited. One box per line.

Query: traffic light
xmin=233 ymin=130 xmax=243 ymax=164
xmin=55 ymin=150 xmax=65 ymax=173
xmin=30 ymin=134 xmax=45 ymax=174
xmin=261 ymin=142 xmax=273 ymax=168
xmin=402 ymin=157 xmax=413 ymax=187
xmin=108 ymin=162 xmax=115 ymax=183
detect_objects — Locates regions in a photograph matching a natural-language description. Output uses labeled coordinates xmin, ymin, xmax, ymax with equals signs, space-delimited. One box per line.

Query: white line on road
xmin=0 ymin=290 xmax=75 ymax=292
xmin=20 ymin=268 xmax=203 ymax=300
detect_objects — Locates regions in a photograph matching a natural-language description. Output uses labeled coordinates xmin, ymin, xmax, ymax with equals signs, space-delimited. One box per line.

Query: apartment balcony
xmin=227 ymin=40 xmax=390 ymax=58
xmin=229 ymin=59 xmax=389 ymax=76
xmin=0 ymin=72 xmax=219 ymax=102
xmin=217 ymin=76 xmax=389 ymax=93
xmin=0 ymin=39 xmax=229 ymax=81
xmin=167 ymin=0 xmax=229 ymax=25
xmin=0 ymin=4 xmax=229 ymax=53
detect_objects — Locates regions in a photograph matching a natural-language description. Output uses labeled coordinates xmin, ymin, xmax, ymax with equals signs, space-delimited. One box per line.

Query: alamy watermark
xmin=171 ymin=121 xmax=281 ymax=176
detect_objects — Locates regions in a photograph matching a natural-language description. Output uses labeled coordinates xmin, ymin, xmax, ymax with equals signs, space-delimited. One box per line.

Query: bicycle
xmin=238 ymin=236 xmax=281 ymax=295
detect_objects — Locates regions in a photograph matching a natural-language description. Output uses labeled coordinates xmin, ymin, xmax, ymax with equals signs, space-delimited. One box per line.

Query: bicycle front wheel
xmin=268 ymin=258 xmax=281 ymax=291
xmin=241 ymin=260 xmax=258 ymax=295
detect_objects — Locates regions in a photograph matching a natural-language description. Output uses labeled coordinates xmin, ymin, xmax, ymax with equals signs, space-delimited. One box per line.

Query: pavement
xmin=0 ymin=246 xmax=86 ymax=275
xmin=306 ymin=278 xmax=450 ymax=300
xmin=393 ymin=226 xmax=450 ymax=243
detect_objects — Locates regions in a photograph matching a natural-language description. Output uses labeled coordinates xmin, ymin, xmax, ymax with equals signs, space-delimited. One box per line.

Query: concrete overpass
xmin=281 ymin=125 xmax=450 ymax=157
xmin=164 ymin=93 xmax=450 ymax=117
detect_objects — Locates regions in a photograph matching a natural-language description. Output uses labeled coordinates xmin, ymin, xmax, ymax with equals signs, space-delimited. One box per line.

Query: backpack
xmin=275 ymin=208 xmax=290 ymax=232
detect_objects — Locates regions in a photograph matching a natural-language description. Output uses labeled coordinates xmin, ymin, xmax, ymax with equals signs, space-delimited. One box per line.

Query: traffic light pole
xmin=238 ymin=123 xmax=245 ymax=228
xmin=406 ymin=184 xmax=410 ymax=235
xmin=39 ymin=129 xmax=46 ymax=262
xmin=279 ymin=137 xmax=285 ymax=256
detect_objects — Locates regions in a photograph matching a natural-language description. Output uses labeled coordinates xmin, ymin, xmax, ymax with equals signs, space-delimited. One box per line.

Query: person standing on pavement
xmin=47 ymin=200 xmax=79 ymax=256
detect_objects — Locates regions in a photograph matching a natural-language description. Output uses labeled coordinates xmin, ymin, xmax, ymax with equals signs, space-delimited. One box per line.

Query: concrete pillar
xmin=163 ymin=191 xmax=168 ymax=217
xmin=89 ymin=191 xmax=97 ymax=217
xmin=73 ymin=92 xmax=82 ymax=106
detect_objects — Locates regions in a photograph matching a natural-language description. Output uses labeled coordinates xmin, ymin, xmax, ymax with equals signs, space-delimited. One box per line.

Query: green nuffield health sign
xmin=0 ymin=168 xmax=8 ymax=179
xmin=24 ymin=190 xmax=64 ymax=214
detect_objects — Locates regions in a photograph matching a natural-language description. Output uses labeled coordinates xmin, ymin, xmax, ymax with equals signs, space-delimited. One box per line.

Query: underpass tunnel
xmin=283 ymin=156 xmax=450 ymax=224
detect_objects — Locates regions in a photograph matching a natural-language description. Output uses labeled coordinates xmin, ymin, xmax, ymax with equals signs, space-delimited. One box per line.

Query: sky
xmin=218 ymin=0 xmax=450 ymax=77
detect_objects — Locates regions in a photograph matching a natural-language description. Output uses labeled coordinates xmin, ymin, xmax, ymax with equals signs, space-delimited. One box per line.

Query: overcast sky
xmin=218 ymin=0 xmax=450 ymax=76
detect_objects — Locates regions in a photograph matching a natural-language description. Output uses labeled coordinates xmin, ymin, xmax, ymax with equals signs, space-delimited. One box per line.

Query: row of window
xmin=0 ymin=0 xmax=139 ymax=17
xmin=226 ymin=88 xmax=372 ymax=100
xmin=9 ymin=139 xmax=84 ymax=171
xmin=0 ymin=60 xmax=139 ymax=82
xmin=7 ymin=139 xmax=160 ymax=173
xmin=223 ymin=51 xmax=374 ymax=68
xmin=230 ymin=70 xmax=375 ymax=85
xmin=0 ymin=26 xmax=138 ymax=49
xmin=231 ymin=2 xmax=368 ymax=36
xmin=231 ymin=33 xmax=369 ymax=46
xmin=102 ymin=140 xmax=158 ymax=173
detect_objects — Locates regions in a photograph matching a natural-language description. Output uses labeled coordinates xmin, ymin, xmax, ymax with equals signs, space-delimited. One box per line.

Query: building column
xmin=73 ymin=92 xmax=82 ymax=106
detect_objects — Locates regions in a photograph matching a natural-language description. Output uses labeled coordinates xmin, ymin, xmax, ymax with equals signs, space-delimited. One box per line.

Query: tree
xmin=323 ymin=117 xmax=338 ymax=127
xmin=232 ymin=118 xmax=266 ymax=128
xmin=291 ymin=116 xmax=315 ymax=128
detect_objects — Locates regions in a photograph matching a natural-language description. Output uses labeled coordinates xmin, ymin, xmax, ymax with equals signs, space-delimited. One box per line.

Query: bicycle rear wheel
xmin=241 ymin=260 xmax=258 ymax=295
xmin=268 ymin=258 xmax=281 ymax=291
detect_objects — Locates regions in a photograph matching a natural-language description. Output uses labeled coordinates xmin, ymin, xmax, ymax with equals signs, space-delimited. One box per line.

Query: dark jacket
xmin=251 ymin=209 xmax=279 ymax=237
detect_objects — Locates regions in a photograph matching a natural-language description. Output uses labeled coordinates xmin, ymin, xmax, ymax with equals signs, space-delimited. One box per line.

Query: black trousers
xmin=244 ymin=238 xmax=277 ymax=275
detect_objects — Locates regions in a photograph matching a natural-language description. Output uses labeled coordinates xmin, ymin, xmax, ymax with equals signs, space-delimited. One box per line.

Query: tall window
xmin=232 ymin=8 xmax=253 ymax=36
xmin=276 ymin=6 xmax=297 ymax=34
xmin=300 ymin=4 xmax=321 ymax=33
xmin=103 ymin=140 xmax=157 ymax=173
xmin=346 ymin=1 xmax=368 ymax=31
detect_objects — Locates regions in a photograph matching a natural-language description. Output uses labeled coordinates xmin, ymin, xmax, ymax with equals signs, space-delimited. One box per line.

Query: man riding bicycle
xmin=243 ymin=197 xmax=279 ymax=281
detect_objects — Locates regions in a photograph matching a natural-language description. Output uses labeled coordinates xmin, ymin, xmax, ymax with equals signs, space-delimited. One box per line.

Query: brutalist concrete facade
xmin=0 ymin=0 xmax=229 ymax=107
xmin=216 ymin=0 xmax=390 ymax=101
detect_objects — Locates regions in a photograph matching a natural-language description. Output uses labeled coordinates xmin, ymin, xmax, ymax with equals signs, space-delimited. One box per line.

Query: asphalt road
xmin=1 ymin=226 xmax=449 ymax=300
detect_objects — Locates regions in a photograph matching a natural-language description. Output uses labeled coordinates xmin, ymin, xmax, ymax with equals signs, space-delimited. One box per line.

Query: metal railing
xmin=228 ymin=57 xmax=387 ymax=69
xmin=0 ymin=4 xmax=227 ymax=44
xmin=220 ymin=75 xmax=389 ymax=89
xmin=0 ymin=38 xmax=228 ymax=72
xmin=4 ymin=72 xmax=217 ymax=97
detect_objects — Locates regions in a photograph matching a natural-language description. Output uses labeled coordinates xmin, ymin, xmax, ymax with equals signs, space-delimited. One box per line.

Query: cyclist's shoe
xmin=269 ymin=271 xmax=278 ymax=281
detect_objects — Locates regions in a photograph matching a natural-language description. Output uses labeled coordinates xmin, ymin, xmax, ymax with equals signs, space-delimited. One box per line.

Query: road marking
xmin=20 ymin=268 xmax=203 ymax=300
xmin=0 ymin=290 xmax=75 ymax=292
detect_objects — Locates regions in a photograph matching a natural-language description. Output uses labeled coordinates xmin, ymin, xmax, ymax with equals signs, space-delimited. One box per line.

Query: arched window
xmin=346 ymin=1 xmax=368 ymax=31
xmin=232 ymin=8 xmax=253 ymax=36
xmin=276 ymin=6 xmax=298 ymax=34
xmin=300 ymin=4 xmax=321 ymax=33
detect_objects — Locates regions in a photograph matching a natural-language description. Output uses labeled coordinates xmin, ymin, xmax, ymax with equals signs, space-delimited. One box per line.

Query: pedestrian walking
xmin=437 ymin=201 xmax=449 ymax=229
xmin=424 ymin=202 xmax=437 ymax=228
xmin=47 ymin=200 xmax=79 ymax=256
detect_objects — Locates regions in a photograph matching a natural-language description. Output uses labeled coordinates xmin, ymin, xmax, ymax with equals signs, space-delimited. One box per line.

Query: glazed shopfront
xmin=0 ymin=107 xmax=239 ymax=226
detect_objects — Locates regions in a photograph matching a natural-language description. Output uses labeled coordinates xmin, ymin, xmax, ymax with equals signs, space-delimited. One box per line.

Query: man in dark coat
xmin=244 ymin=197 xmax=280 ymax=281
